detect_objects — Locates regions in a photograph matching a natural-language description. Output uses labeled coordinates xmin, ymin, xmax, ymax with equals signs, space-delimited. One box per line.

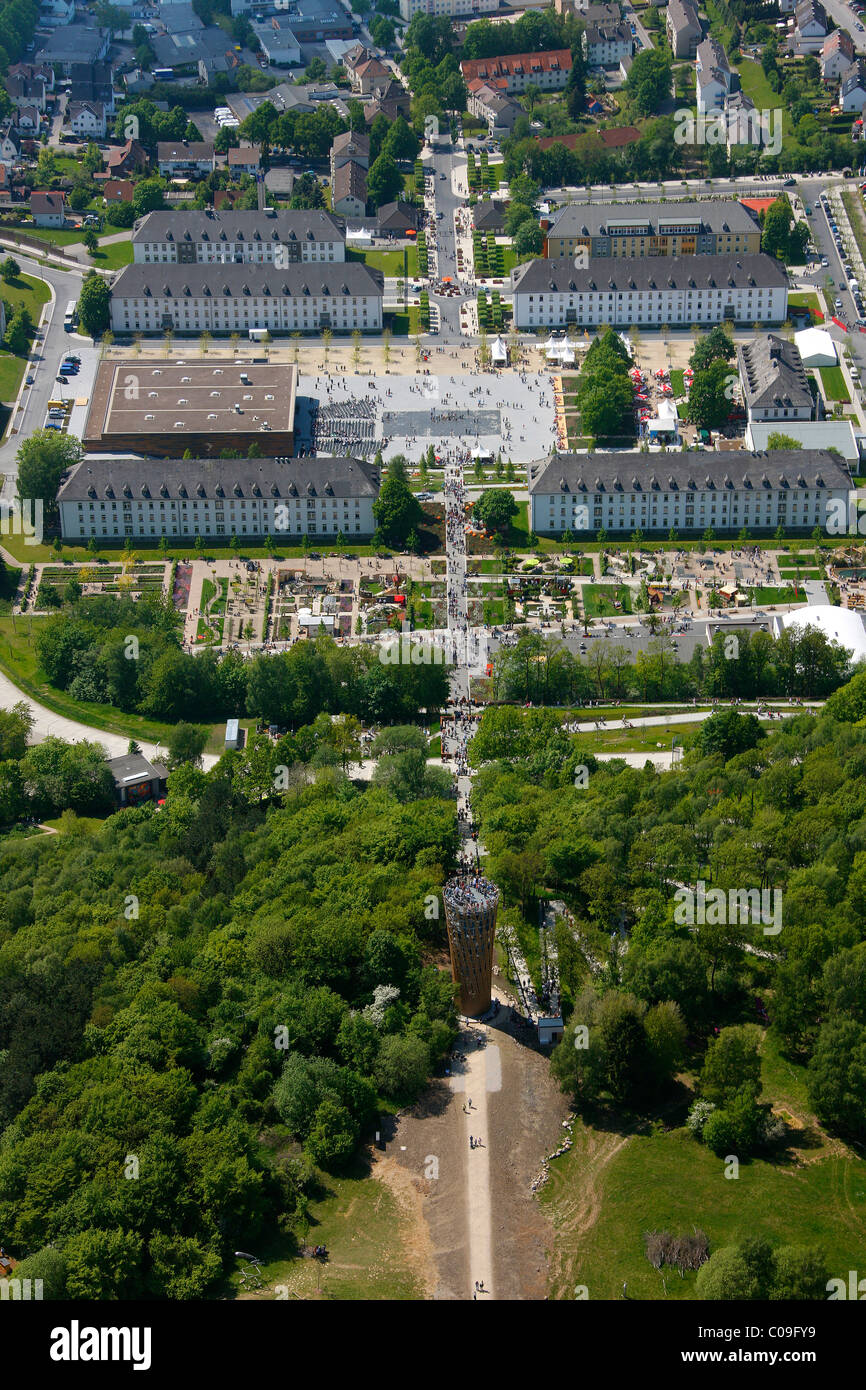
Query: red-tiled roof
xmin=461 ymin=48 xmax=572 ymax=83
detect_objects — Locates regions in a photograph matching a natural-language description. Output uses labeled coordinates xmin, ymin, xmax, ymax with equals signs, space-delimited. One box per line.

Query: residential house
xmin=31 ymin=190 xmax=66 ymax=227
xmin=105 ymin=139 xmax=149 ymax=177
xmin=68 ymin=101 xmax=107 ymax=139
xmin=69 ymin=62 xmax=115 ymax=113
xmin=467 ymin=81 xmax=524 ymax=137
xmin=473 ymin=200 xmax=507 ymax=233
xmin=14 ymin=106 xmax=41 ymax=135
xmin=350 ymin=56 xmax=391 ymax=95
xmin=363 ymin=80 xmax=411 ymax=124
xmin=227 ymin=145 xmax=261 ymax=177
xmin=793 ymin=0 xmax=827 ymax=49
xmin=735 ymin=333 xmax=816 ymax=422
xmin=841 ymin=58 xmax=866 ymax=112
xmin=0 ymin=122 xmax=20 ymax=164
xmin=103 ymin=179 xmax=135 ymax=203
xmin=157 ymin=141 xmax=216 ymax=177
xmin=666 ymin=0 xmax=701 ymax=58
xmin=581 ymin=21 xmax=633 ymax=68
xmin=7 ymin=75 xmax=47 ymax=111
xmin=332 ymin=159 xmax=367 ymax=218
xmin=105 ymin=753 xmax=169 ymax=808
xmin=330 ymin=130 xmax=370 ymax=180
xmin=8 ymin=62 xmax=54 ymax=91
xmin=822 ymin=28 xmax=855 ymax=83
xmin=460 ymin=49 xmax=573 ymax=94
xmin=695 ymin=37 xmax=733 ymax=114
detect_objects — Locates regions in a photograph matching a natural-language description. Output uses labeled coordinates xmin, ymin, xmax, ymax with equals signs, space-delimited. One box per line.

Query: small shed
xmin=225 ymin=717 xmax=240 ymax=750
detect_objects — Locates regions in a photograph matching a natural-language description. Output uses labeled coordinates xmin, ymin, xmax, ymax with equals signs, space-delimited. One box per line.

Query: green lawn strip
xmin=749 ymin=586 xmax=807 ymax=604
xmin=42 ymin=814 xmax=110 ymax=833
xmin=0 ymin=352 xmax=25 ymax=400
xmin=89 ymin=240 xmax=133 ymax=270
xmin=543 ymin=1120 xmax=866 ymax=1301
xmin=582 ymin=583 xmax=633 ymax=617
xmin=819 ymin=365 xmax=850 ymax=403
xmin=669 ymin=368 xmax=685 ymax=397
xmin=1 ymin=271 xmax=51 ymax=317
xmin=0 ymin=615 xmax=178 ymax=744
xmin=787 ymin=292 xmax=824 ymax=323
xmin=4 ymin=225 xmax=87 ymax=246
xmin=572 ymin=721 xmax=700 ymax=755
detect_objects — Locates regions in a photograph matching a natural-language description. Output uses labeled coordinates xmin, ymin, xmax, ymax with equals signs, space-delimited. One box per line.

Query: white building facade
xmin=58 ymin=457 xmax=381 ymax=541
xmin=511 ymin=254 xmax=789 ymax=329
xmin=133 ymin=210 xmax=346 ymax=266
xmin=109 ymin=262 xmax=384 ymax=334
xmin=528 ymin=450 xmax=852 ymax=536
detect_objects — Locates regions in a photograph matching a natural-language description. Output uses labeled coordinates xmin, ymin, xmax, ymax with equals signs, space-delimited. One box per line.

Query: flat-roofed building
xmin=511 ymin=253 xmax=787 ymax=328
xmin=528 ymin=449 xmax=852 ymax=536
xmin=81 ymin=358 xmax=298 ymax=457
xmin=58 ymin=454 xmax=380 ymax=540
xmin=133 ymin=208 xmax=346 ymax=265
xmin=545 ymin=200 xmax=762 ymax=259
xmin=109 ymin=261 xmax=383 ymax=336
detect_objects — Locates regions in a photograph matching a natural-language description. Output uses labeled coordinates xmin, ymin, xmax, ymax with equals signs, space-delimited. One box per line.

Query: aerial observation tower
xmin=443 ymin=875 xmax=500 ymax=1016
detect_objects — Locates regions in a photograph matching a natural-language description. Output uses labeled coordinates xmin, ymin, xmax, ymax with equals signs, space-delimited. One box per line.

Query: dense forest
xmin=33 ymin=597 xmax=448 ymax=727
xmin=0 ymin=766 xmax=458 ymax=1298
xmin=470 ymin=695 xmax=866 ymax=1156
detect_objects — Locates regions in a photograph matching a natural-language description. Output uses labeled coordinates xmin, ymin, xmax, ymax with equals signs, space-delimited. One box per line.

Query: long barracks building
xmin=544 ymin=200 xmax=762 ymax=260
xmin=109 ymin=262 xmax=384 ymax=336
xmin=528 ymin=449 xmax=852 ymax=536
xmin=132 ymin=209 xmax=347 ymax=266
xmin=57 ymin=456 xmax=381 ymax=542
xmin=511 ymin=254 xmax=788 ymax=329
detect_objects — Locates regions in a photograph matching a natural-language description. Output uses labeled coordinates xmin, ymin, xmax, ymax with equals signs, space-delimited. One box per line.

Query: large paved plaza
xmin=295 ymin=369 xmax=558 ymax=464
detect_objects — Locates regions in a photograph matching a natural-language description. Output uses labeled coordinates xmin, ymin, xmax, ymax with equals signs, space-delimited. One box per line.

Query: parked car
xmin=56 ymin=375 xmax=68 ymax=384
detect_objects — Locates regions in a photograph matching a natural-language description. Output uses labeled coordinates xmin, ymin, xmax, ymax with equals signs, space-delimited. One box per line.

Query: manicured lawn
xmin=42 ymin=814 xmax=110 ymax=833
xmin=582 ymin=583 xmax=632 ymax=617
xmin=0 ymin=271 xmax=51 ymax=320
xmin=349 ymin=247 xmax=408 ymax=277
xmin=572 ymin=721 xmax=699 ymax=754
xmin=819 ymin=365 xmax=850 ymax=403
xmin=90 ymin=239 xmax=133 ymax=270
xmin=669 ymin=368 xmax=685 ymax=397
xmin=749 ymin=585 xmax=807 ymax=604
xmin=738 ymin=59 xmax=787 ymax=120
xmin=788 ymin=292 xmax=824 ymax=323
xmin=10 ymin=225 xmax=87 ymax=246
xmin=0 ymin=352 xmax=25 ymax=400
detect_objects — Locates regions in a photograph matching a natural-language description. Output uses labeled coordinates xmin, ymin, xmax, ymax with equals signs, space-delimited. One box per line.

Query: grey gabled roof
xmin=133 ymin=208 xmax=346 ymax=245
xmin=841 ymin=58 xmax=866 ymax=95
xmin=697 ymin=37 xmax=730 ymax=72
xmin=736 ymin=334 xmax=813 ymax=411
xmin=58 ymin=456 xmax=381 ymax=503
xmin=547 ymin=199 xmax=760 ymax=240
xmin=156 ymin=141 xmax=216 ymax=162
xmin=527 ymin=449 xmax=852 ymax=495
xmin=110 ymin=261 xmax=383 ymax=299
xmin=512 ymin=253 xmax=787 ymax=294
xmin=667 ymin=0 xmax=701 ymax=34
xmin=106 ymin=753 xmax=169 ymax=786
xmin=584 ymin=22 xmax=631 ymax=44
